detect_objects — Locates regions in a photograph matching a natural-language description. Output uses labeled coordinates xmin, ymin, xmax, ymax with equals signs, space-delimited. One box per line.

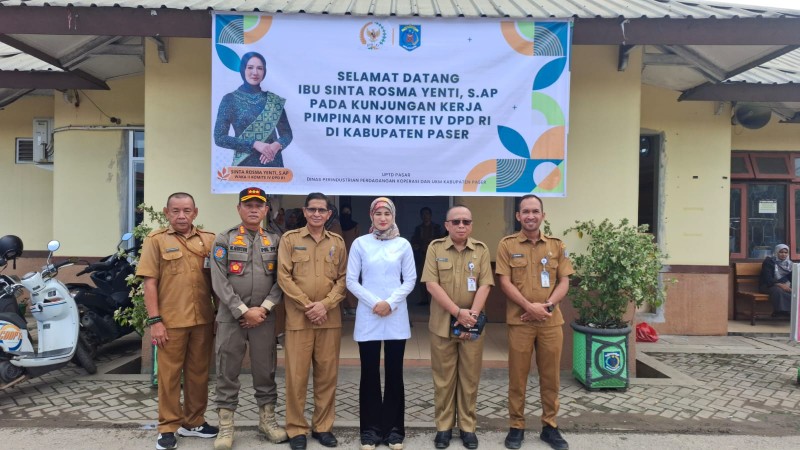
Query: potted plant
xmin=563 ymin=218 xmax=669 ymax=389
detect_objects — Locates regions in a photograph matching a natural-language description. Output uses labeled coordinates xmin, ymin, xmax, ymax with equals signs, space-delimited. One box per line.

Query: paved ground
xmin=2 ymin=333 xmax=800 ymax=445
xmin=4 ymin=427 xmax=800 ymax=450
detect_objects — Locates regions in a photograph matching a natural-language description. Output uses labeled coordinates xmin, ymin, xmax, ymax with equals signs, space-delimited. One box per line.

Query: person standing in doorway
xmin=496 ymin=194 xmax=574 ymax=450
xmin=421 ymin=205 xmax=493 ymax=450
xmin=278 ymin=192 xmax=347 ymax=450
xmin=346 ymin=197 xmax=416 ymax=450
xmin=136 ymin=192 xmax=218 ymax=450
xmin=210 ymin=187 xmax=287 ymax=450
xmin=340 ymin=204 xmax=360 ymax=316
xmin=412 ymin=207 xmax=446 ymax=305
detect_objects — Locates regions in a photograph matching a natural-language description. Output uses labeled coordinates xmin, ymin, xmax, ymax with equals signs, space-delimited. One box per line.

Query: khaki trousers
xmin=284 ymin=327 xmax=342 ymax=438
xmin=507 ymin=324 xmax=562 ymax=429
xmin=215 ymin=319 xmax=278 ymax=410
xmin=157 ymin=323 xmax=213 ymax=433
xmin=430 ymin=332 xmax=484 ymax=432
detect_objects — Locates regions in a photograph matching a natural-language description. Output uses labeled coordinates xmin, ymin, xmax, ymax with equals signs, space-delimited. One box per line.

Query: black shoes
xmin=155 ymin=432 xmax=177 ymax=450
xmin=289 ymin=435 xmax=307 ymax=450
xmin=177 ymin=422 xmax=218 ymax=438
xmin=540 ymin=425 xmax=569 ymax=450
xmin=311 ymin=431 xmax=338 ymax=448
xmin=504 ymin=428 xmax=524 ymax=449
xmin=459 ymin=430 xmax=479 ymax=449
xmin=434 ymin=430 xmax=452 ymax=449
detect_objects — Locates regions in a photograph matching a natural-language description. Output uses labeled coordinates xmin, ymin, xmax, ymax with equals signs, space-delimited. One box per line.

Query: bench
xmin=732 ymin=262 xmax=771 ymax=325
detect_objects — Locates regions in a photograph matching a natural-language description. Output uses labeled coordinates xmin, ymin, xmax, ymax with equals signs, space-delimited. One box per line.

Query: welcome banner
xmin=211 ymin=14 xmax=571 ymax=196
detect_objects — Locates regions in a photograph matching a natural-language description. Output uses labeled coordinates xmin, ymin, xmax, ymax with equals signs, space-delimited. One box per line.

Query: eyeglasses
xmin=447 ymin=219 xmax=473 ymax=226
xmin=304 ymin=207 xmax=329 ymax=214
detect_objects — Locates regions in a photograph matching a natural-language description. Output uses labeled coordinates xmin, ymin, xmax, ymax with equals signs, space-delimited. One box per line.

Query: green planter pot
xmin=571 ymin=321 xmax=631 ymax=390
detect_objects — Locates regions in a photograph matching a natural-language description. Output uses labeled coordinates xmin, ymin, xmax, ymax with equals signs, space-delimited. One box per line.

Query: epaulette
xmin=198 ymin=229 xmax=215 ymax=236
xmin=544 ymin=235 xmax=562 ymax=242
xmin=500 ymin=234 xmax=517 ymax=242
xmin=472 ymin=240 xmax=488 ymax=249
xmin=147 ymin=228 xmax=168 ymax=237
xmin=283 ymin=228 xmax=301 ymax=237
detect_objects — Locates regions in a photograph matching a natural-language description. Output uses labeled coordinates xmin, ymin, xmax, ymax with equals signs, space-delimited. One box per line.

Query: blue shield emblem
xmin=602 ymin=350 xmax=622 ymax=373
xmin=400 ymin=25 xmax=421 ymax=51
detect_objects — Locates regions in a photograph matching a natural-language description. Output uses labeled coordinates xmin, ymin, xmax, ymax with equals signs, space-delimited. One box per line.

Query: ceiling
xmin=0 ymin=0 xmax=798 ymax=121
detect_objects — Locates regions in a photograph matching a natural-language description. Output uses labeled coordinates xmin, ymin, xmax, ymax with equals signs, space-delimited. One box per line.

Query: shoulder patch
xmin=213 ymin=245 xmax=227 ymax=261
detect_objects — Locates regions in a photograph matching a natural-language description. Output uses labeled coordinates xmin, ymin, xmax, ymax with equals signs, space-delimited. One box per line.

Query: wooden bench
xmin=732 ymin=262 xmax=771 ymax=325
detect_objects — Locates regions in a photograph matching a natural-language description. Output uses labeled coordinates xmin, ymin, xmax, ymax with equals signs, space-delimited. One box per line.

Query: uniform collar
xmin=515 ymin=230 xmax=548 ymax=244
xmin=443 ymin=235 xmax=475 ymax=250
xmin=299 ymin=226 xmax=330 ymax=239
xmin=167 ymin=225 xmax=198 ymax=237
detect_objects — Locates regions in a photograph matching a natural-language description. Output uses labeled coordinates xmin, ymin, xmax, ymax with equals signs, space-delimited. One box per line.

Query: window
xmin=731 ymin=151 xmax=800 ymax=260
xmin=15 ymin=138 xmax=33 ymax=163
xmin=751 ymin=154 xmax=791 ymax=178
xmin=127 ymin=130 xmax=145 ymax=247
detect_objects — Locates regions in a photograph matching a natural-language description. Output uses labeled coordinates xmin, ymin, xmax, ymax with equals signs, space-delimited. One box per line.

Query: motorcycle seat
xmin=0 ymin=311 xmax=27 ymax=330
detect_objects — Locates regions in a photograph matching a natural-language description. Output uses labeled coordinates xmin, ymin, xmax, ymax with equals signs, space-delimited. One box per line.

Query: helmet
xmin=0 ymin=235 xmax=23 ymax=261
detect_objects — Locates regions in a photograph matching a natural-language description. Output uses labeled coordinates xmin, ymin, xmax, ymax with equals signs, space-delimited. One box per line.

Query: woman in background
xmin=759 ymin=243 xmax=793 ymax=316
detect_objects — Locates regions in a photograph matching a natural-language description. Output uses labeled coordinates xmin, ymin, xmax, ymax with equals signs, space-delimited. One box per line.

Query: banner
xmin=211 ymin=14 xmax=571 ymax=196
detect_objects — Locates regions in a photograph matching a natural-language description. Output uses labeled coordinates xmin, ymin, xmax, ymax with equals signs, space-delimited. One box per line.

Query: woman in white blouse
xmin=346 ymin=197 xmax=416 ymax=450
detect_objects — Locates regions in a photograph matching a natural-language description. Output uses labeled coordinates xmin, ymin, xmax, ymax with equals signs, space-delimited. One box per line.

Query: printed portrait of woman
xmin=214 ymin=51 xmax=293 ymax=167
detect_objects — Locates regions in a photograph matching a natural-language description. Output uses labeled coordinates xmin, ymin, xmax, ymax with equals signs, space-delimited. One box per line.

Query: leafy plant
xmin=114 ymin=204 xmax=168 ymax=335
xmin=563 ymin=219 xmax=670 ymax=329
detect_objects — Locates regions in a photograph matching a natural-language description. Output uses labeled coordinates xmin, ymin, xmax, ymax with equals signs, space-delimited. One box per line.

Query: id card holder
xmin=204 ymin=257 xmax=210 ymax=269
xmin=540 ymin=270 xmax=550 ymax=288
xmin=467 ymin=277 xmax=477 ymax=292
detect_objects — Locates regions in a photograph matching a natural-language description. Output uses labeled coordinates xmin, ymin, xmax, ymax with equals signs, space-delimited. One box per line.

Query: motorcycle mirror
xmin=121 ymin=232 xmax=134 ymax=242
xmin=47 ymin=240 xmax=60 ymax=252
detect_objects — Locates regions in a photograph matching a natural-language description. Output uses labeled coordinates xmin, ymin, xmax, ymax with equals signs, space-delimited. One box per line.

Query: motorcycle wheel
xmin=74 ymin=341 xmax=97 ymax=375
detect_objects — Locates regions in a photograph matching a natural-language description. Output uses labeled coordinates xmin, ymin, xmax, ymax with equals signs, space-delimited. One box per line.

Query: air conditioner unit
xmin=33 ymin=117 xmax=54 ymax=163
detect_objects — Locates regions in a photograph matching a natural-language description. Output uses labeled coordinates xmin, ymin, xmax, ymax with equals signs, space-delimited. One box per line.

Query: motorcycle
xmin=0 ymin=237 xmax=83 ymax=389
xmin=68 ymin=232 xmax=135 ymax=370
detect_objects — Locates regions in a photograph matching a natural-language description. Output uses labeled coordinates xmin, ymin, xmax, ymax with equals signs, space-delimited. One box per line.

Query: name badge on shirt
xmin=541 ymin=270 xmax=550 ymax=288
xmin=467 ymin=277 xmax=477 ymax=292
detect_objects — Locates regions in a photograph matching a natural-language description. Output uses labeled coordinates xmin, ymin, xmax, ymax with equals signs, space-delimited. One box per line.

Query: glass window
xmin=133 ymin=130 xmax=145 ymax=158
xmin=731 ymin=154 xmax=753 ymax=177
xmin=752 ymin=154 xmax=790 ymax=178
xmin=746 ymin=184 xmax=785 ymax=259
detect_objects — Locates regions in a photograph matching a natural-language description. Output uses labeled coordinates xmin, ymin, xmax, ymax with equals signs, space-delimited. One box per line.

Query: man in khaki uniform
xmin=496 ymin=194 xmax=574 ymax=450
xmin=210 ymin=187 xmax=288 ymax=450
xmin=421 ymin=205 xmax=493 ymax=450
xmin=277 ymin=192 xmax=347 ymax=450
xmin=137 ymin=192 xmax=218 ymax=450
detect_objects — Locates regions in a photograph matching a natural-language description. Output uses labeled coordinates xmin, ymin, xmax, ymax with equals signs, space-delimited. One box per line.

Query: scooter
xmin=68 ymin=232 xmax=135 ymax=370
xmin=0 ymin=239 xmax=82 ymax=389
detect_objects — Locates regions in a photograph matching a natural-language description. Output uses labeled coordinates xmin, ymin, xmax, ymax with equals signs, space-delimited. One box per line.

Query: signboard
xmin=211 ymin=14 xmax=571 ymax=196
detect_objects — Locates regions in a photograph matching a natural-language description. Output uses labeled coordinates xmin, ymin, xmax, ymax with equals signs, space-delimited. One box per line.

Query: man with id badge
xmin=421 ymin=205 xmax=494 ymax=450
xmin=278 ymin=192 xmax=347 ymax=450
xmin=136 ymin=192 xmax=218 ymax=450
xmin=496 ymin=194 xmax=574 ymax=450
xmin=210 ymin=187 xmax=287 ymax=449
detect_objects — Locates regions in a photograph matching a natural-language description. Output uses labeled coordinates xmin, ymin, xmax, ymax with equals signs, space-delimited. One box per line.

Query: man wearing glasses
xmin=421 ymin=205 xmax=494 ymax=450
xmin=277 ymin=192 xmax=347 ymax=450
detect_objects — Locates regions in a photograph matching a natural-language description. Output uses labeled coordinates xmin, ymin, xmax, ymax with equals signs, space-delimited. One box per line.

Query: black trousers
xmin=358 ymin=339 xmax=406 ymax=441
